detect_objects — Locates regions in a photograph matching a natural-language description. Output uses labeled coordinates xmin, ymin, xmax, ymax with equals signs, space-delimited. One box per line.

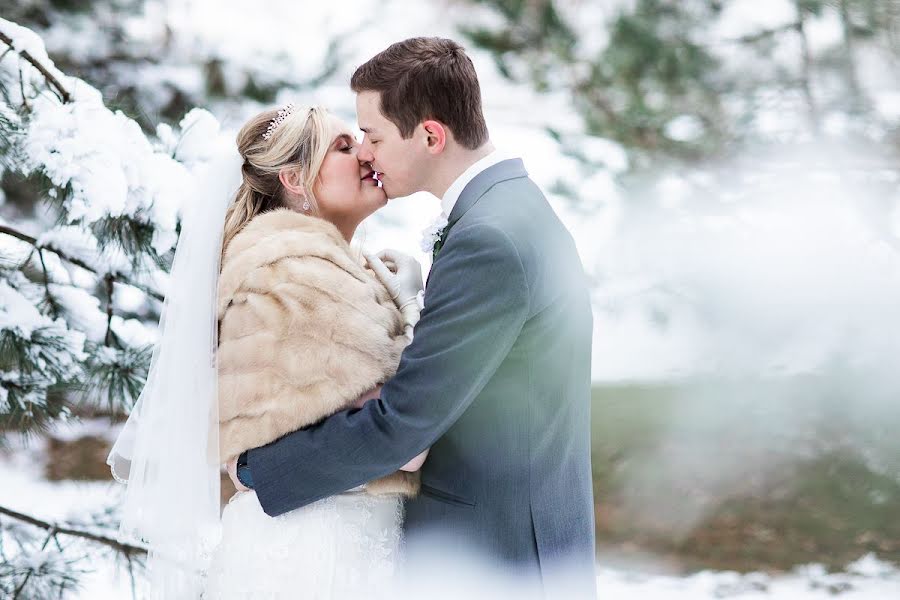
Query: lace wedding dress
xmin=204 ymin=489 xmax=404 ymax=599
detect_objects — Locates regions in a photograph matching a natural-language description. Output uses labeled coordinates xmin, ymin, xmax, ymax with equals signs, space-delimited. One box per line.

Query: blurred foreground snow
xmin=2 ymin=428 xmax=898 ymax=600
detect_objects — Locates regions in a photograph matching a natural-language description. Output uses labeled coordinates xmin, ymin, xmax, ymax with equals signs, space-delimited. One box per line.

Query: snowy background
xmin=1 ymin=0 xmax=899 ymax=597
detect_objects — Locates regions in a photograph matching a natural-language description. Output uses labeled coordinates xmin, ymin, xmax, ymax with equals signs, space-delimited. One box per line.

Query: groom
xmin=232 ymin=37 xmax=596 ymax=597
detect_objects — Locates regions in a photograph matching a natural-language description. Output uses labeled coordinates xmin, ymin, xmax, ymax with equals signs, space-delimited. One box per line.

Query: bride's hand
xmin=352 ymin=384 xmax=382 ymax=409
xmin=401 ymin=448 xmax=429 ymax=472
xmin=226 ymin=458 xmax=250 ymax=492
xmin=365 ymin=250 xmax=423 ymax=310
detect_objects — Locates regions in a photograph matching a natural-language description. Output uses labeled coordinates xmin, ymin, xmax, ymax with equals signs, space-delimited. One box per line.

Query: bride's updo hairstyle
xmin=222 ymin=104 xmax=332 ymax=255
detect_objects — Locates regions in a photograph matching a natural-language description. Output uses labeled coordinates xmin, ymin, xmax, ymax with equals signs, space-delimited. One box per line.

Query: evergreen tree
xmin=0 ymin=17 xmax=218 ymax=597
xmin=463 ymin=0 xmax=900 ymax=165
xmin=0 ymin=0 xmax=342 ymax=132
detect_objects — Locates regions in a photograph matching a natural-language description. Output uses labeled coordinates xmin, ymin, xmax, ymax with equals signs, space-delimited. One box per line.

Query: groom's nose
xmin=357 ymin=142 xmax=375 ymax=164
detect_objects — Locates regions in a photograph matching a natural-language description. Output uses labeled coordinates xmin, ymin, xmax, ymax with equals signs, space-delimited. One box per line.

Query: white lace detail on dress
xmin=204 ymin=491 xmax=404 ymax=599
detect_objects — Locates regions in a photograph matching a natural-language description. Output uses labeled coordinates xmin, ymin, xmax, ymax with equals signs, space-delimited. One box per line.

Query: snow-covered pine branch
xmin=0 ymin=18 xmax=223 ymax=428
xmin=0 ymin=29 xmax=71 ymax=104
xmin=0 ymin=16 xmax=231 ymax=597
xmin=0 ymin=503 xmax=147 ymax=599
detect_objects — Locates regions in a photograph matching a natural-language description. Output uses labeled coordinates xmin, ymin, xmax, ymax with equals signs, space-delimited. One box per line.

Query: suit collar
xmin=440 ymin=149 xmax=509 ymax=217
xmin=447 ymin=158 xmax=529 ymax=226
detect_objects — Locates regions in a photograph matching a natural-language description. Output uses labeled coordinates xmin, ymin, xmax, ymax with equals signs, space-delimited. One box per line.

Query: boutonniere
xmin=420 ymin=213 xmax=449 ymax=258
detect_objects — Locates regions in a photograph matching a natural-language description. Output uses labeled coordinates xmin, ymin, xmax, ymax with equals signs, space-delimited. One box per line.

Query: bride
xmin=108 ymin=103 xmax=428 ymax=599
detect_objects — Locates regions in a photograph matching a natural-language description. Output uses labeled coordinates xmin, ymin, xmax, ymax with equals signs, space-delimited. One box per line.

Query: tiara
xmin=262 ymin=103 xmax=297 ymax=140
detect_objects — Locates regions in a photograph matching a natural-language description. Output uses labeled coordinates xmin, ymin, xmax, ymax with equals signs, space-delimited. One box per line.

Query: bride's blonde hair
xmin=222 ymin=105 xmax=332 ymax=255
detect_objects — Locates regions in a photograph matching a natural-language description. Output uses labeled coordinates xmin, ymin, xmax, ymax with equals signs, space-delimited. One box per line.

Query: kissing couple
xmin=109 ymin=36 xmax=596 ymax=599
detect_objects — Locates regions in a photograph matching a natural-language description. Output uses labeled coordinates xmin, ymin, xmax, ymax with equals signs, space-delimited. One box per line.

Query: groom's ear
xmin=421 ymin=120 xmax=447 ymax=155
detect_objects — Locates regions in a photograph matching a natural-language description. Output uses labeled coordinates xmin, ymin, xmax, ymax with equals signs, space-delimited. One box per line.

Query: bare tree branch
xmin=104 ymin=274 xmax=115 ymax=347
xmin=0 ymin=504 xmax=146 ymax=557
xmin=0 ymin=30 xmax=71 ymax=103
xmin=795 ymin=3 xmax=821 ymax=134
xmin=727 ymin=21 xmax=802 ymax=45
xmin=0 ymin=224 xmax=164 ymax=302
xmin=37 ymin=248 xmax=61 ymax=319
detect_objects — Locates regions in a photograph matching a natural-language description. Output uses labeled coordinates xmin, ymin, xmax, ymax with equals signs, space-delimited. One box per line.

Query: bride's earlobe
xmin=278 ymin=166 xmax=305 ymax=195
xmin=278 ymin=167 xmax=311 ymax=212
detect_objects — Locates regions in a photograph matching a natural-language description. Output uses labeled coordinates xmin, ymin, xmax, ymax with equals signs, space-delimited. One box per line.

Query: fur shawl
xmin=217 ymin=208 xmax=418 ymax=497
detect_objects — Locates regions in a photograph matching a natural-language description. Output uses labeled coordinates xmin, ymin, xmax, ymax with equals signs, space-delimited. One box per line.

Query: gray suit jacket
xmin=246 ymin=159 xmax=596 ymax=597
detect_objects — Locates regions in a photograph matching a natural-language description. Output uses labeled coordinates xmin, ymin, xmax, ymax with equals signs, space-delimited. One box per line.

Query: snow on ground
xmin=595 ymin=559 xmax=900 ymax=599
xmin=2 ymin=426 xmax=899 ymax=599
xmin=4 ymin=5 xmax=900 ymax=595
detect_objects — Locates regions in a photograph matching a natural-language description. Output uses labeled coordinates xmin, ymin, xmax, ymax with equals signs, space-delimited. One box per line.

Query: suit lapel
xmin=428 ymin=159 xmax=529 ymax=269
xmin=446 ymin=158 xmax=529 ymax=228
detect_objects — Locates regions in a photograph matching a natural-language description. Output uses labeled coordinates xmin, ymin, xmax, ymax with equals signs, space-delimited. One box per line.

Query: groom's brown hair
xmin=351 ymin=37 xmax=489 ymax=150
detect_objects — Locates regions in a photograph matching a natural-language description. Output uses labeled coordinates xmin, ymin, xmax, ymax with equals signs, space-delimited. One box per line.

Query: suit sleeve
xmin=247 ymin=222 xmax=530 ymax=516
